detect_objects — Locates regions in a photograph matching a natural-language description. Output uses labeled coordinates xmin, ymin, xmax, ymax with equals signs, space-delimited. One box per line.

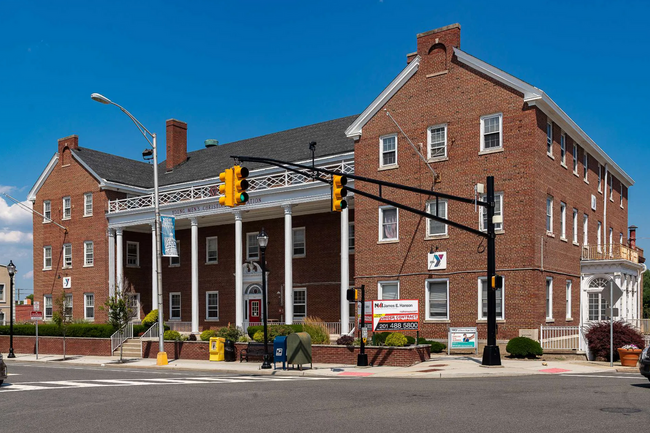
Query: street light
xmin=257 ymin=228 xmax=272 ymax=369
xmin=7 ymin=260 xmax=16 ymax=358
xmin=91 ymin=93 xmax=167 ymax=366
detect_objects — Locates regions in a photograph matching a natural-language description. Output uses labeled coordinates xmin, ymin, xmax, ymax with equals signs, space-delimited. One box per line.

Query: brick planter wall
xmin=0 ymin=335 xmax=111 ymax=356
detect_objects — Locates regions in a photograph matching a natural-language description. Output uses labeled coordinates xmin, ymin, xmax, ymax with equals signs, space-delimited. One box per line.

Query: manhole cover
xmin=600 ymin=408 xmax=642 ymax=414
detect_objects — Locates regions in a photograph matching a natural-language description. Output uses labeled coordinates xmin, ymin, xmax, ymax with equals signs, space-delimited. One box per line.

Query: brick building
xmin=29 ymin=24 xmax=644 ymax=343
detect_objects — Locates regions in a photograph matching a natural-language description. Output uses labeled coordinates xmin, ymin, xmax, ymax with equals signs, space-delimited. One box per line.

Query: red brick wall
xmin=0 ymin=335 xmax=111 ymax=356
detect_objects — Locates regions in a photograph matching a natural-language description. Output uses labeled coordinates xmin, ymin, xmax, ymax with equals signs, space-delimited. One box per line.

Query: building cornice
xmin=27 ymin=153 xmax=59 ymax=202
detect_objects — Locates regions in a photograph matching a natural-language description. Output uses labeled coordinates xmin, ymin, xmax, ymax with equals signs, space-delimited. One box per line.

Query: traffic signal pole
xmin=358 ymin=285 xmax=368 ymax=367
xmin=482 ymin=176 xmax=501 ymax=366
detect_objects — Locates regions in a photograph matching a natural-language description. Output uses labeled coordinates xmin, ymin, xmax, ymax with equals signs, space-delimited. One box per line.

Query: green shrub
xmin=405 ymin=336 xmax=415 ymax=345
xmin=200 ymin=329 xmax=217 ymax=341
xmin=417 ymin=337 xmax=429 ymax=345
xmin=385 ymin=332 xmax=408 ymax=347
xmin=506 ymin=337 xmax=543 ymax=358
xmin=247 ymin=324 xmax=303 ymax=338
xmin=0 ymin=324 xmax=115 ymax=338
xmin=302 ymin=317 xmax=330 ymax=344
xmin=372 ymin=332 xmax=391 ymax=346
xmin=237 ymin=335 xmax=250 ymax=342
xmin=142 ymin=310 xmax=159 ymax=327
xmin=133 ymin=325 xmax=147 ymax=336
xmin=252 ymin=330 xmax=265 ymax=342
xmin=585 ymin=320 xmax=645 ymax=360
xmin=430 ymin=341 xmax=446 ymax=353
xmin=215 ymin=325 xmax=242 ymax=342
xmin=163 ymin=330 xmax=182 ymax=341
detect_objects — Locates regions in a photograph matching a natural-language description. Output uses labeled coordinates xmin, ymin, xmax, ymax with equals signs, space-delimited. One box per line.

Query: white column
xmin=191 ymin=217 xmax=199 ymax=334
xmin=151 ymin=223 xmax=158 ymax=311
xmin=235 ymin=210 xmax=244 ymax=329
xmin=116 ymin=227 xmax=124 ymax=294
xmin=283 ymin=204 xmax=293 ymax=324
xmin=340 ymin=206 xmax=350 ymax=334
xmin=108 ymin=229 xmax=116 ymax=297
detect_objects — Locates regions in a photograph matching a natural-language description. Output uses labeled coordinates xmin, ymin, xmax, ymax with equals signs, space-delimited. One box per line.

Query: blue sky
xmin=1 ymin=0 xmax=648 ymax=296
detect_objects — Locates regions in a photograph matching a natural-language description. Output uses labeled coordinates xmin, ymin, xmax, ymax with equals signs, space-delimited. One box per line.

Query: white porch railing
xmin=624 ymin=318 xmax=650 ymax=335
xmin=108 ymin=160 xmax=355 ymax=213
xmin=581 ymin=244 xmax=640 ymax=263
xmin=110 ymin=322 xmax=133 ymax=353
xmin=539 ymin=325 xmax=582 ymax=351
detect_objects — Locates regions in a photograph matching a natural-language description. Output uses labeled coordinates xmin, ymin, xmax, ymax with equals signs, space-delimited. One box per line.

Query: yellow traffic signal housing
xmin=346 ymin=288 xmax=358 ymax=302
xmin=332 ymin=175 xmax=348 ymax=212
xmin=491 ymin=275 xmax=503 ymax=290
xmin=219 ymin=168 xmax=234 ymax=207
xmin=233 ymin=165 xmax=250 ymax=205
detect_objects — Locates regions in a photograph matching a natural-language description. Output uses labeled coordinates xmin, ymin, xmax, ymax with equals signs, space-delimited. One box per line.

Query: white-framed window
xmin=609 ymin=227 xmax=613 ymax=256
xmin=426 ymin=199 xmax=447 ymax=236
xmin=583 ymin=214 xmax=589 ymax=245
xmin=63 ymin=243 xmax=72 ymax=268
xmin=546 ymin=277 xmax=553 ymax=320
xmin=206 ymin=236 xmax=218 ymax=264
xmin=0 ymin=284 xmax=4 ymax=303
xmin=479 ymin=192 xmax=503 ymax=232
xmin=378 ymin=281 xmax=399 ymax=300
xmin=426 ymin=279 xmax=449 ymax=320
xmin=84 ymin=293 xmax=94 ymax=320
xmin=573 ymin=144 xmax=578 ymax=174
xmin=566 ymin=280 xmax=572 ymax=319
xmin=206 ymin=291 xmax=219 ymax=320
xmin=43 ymin=246 xmax=52 ymax=270
xmin=560 ymin=133 xmax=566 ymax=165
xmin=84 ymin=193 xmax=93 ymax=216
xmin=546 ymin=196 xmax=553 ymax=233
xmin=127 ymin=241 xmax=139 ymax=267
xmin=64 ymin=294 xmax=73 ymax=320
xmin=620 ymin=232 xmax=624 ymax=245
xmin=560 ymin=202 xmax=566 ymax=239
xmin=583 ymin=153 xmax=589 ymax=182
xmin=620 ymin=184 xmax=624 ymax=207
xmin=170 ymin=240 xmax=180 ymax=266
xmin=597 ymin=221 xmax=602 ymax=252
xmin=293 ymin=227 xmax=306 ymax=257
xmin=349 ymin=223 xmax=355 ymax=253
xmin=478 ymin=277 xmax=504 ymax=320
xmin=246 ymin=232 xmax=259 ymax=260
xmin=63 ymin=196 xmax=71 ymax=220
xmin=44 ymin=295 xmax=53 ymax=320
xmin=597 ymin=164 xmax=602 ymax=192
xmin=609 ymin=175 xmax=613 ymax=201
xmin=84 ymin=241 xmax=94 ymax=267
xmin=380 ymin=134 xmax=398 ymax=167
xmin=480 ymin=113 xmax=503 ymax=151
xmin=588 ymin=292 xmax=609 ymax=321
xmin=43 ymin=200 xmax=51 ymax=223
xmin=170 ymin=292 xmax=181 ymax=320
xmin=546 ymin=121 xmax=553 ymax=155
xmin=379 ymin=206 xmax=398 ymax=241
xmin=428 ymin=124 xmax=447 ymax=159
xmin=572 ymin=209 xmax=578 ymax=244
xmin=293 ymin=288 xmax=307 ymax=320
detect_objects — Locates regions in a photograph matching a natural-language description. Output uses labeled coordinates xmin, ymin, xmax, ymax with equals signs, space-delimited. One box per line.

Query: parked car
xmin=0 ymin=353 xmax=6 ymax=385
xmin=640 ymin=346 xmax=650 ymax=382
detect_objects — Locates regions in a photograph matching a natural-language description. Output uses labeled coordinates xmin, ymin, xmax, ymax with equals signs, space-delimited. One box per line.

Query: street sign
xmin=601 ymin=280 xmax=623 ymax=306
xmin=31 ymin=311 xmax=43 ymax=320
xmin=34 ymin=301 xmax=40 ymax=312
xmin=63 ymin=276 xmax=71 ymax=289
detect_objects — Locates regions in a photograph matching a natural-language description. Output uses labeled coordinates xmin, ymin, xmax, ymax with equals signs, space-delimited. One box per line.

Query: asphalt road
xmin=2 ymin=363 xmax=649 ymax=433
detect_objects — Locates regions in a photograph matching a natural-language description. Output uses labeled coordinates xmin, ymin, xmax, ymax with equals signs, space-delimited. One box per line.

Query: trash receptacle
xmin=224 ymin=339 xmax=236 ymax=362
xmin=286 ymin=332 xmax=312 ymax=370
xmin=273 ymin=336 xmax=287 ymax=370
xmin=209 ymin=337 xmax=225 ymax=361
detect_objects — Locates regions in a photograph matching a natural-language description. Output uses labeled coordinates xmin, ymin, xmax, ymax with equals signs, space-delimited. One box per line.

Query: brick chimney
xmin=414 ymin=23 xmax=460 ymax=73
xmin=166 ymin=119 xmax=188 ymax=171
xmin=58 ymin=135 xmax=78 ymax=166
xmin=629 ymin=225 xmax=637 ymax=249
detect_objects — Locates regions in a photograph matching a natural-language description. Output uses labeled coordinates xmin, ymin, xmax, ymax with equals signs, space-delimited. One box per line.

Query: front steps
xmin=113 ymin=338 xmax=141 ymax=359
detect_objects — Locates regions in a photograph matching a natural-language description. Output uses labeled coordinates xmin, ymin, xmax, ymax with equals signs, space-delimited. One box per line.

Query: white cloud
xmin=22 ymin=270 xmax=33 ymax=280
xmin=0 ymin=194 xmax=33 ymax=226
xmin=0 ymin=229 xmax=33 ymax=244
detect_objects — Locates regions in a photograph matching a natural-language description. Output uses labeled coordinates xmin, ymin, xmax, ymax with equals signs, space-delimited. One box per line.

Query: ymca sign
xmin=428 ymin=251 xmax=447 ymax=270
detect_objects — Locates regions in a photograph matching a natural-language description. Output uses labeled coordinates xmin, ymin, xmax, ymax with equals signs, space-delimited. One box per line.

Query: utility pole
xmin=482 ymin=176 xmax=501 ymax=366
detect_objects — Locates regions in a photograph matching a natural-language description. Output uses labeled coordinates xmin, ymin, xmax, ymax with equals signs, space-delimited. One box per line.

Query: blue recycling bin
xmin=273 ymin=336 xmax=287 ymax=370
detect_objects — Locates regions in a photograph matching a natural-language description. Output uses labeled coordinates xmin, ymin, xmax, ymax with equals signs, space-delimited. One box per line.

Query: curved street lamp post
xmin=257 ymin=228 xmax=272 ymax=369
xmin=7 ymin=260 xmax=16 ymax=358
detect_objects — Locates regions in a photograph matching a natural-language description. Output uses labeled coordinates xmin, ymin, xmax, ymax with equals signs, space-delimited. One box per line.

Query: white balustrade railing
xmin=166 ymin=321 xmax=193 ymax=333
xmin=110 ymin=322 xmax=134 ymax=354
xmin=108 ymin=160 xmax=355 ymax=213
xmin=539 ymin=325 xmax=582 ymax=351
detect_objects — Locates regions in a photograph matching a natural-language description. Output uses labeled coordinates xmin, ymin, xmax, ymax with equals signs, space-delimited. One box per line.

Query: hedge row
xmin=0 ymin=324 xmax=148 ymax=338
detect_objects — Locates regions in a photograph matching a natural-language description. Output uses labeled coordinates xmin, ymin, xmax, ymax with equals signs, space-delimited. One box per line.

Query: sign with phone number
xmin=372 ymin=300 xmax=419 ymax=331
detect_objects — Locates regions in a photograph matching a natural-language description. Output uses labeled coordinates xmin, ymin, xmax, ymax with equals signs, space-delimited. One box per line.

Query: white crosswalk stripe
xmin=0 ymin=375 xmax=341 ymax=393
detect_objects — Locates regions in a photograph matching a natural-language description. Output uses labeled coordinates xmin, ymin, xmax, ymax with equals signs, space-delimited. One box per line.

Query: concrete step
xmin=113 ymin=339 xmax=141 ymax=358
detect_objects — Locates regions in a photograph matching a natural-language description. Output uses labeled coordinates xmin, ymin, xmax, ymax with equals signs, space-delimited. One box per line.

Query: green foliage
xmin=133 ymin=325 xmax=147 ymax=336
xmin=247 ymin=324 xmax=303 ymax=338
xmin=237 ymin=335 xmax=250 ymax=342
xmin=585 ymin=320 xmax=645 ymax=360
xmin=0 ymin=324 xmax=116 ymax=338
xmin=103 ymin=290 xmax=136 ymax=331
xmin=302 ymin=317 xmax=330 ymax=344
xmin=405 ymin=336 xmax=415 ymax=345
xmin=26 ymin=294 xmax=34 ymax=303
xmin=385 ymin=332 xmax=408 ymax=347
xmin=506 ymin=337 xmax=543 ymax=358
xmin=372 ymin=332 xmax=391 ymax=346
xmin=252 ymin=330 xmax=265 ymax=342
xmin=429 ymin=341 xmax=447 ymax=353
xmin=200 ymin=330 xmax=217 ymax=341
xmin=142 ymin=310 xmax=159 ymax=327
xmin=215 ymin=325 xmax=243 ymax=342
xmin=643 ymin=270 xmax=650 ymax=318
xmin=163 ymin=330 xmax=182 ymax=341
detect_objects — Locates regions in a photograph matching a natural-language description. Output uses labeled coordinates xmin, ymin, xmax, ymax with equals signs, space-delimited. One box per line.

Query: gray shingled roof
xmin=73 ymin=115 xmax=357 ymax=189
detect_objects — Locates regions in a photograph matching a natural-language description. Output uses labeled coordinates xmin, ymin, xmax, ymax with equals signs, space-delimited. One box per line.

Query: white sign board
xmin=31 ymin=311 xmax=43 ymax=320
xmin=372 ymin=300 xmax=419 ymax=331
xmin=448 ymin=327 xmax=478 ymax=354
xmin=428 ymin=251 xmax=447 ymax=270
xmin=357 ymin=301 xmax=372 ymax=326
xmin=63 ymin=277 xmax=71 ymax=289
xmin=34 ymin=301 xmax=40 ymax=312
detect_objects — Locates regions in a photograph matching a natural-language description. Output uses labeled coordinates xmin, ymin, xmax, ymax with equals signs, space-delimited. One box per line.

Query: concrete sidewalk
xmin=4 ymin=352 xmax=635 ymax=379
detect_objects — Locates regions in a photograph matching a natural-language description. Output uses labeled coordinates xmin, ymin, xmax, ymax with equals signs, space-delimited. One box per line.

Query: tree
xmin=643 ymin=270 xmax=650 ymax=319
xmin=102 ymin=279 xmax=138 ymax=362
xmin=52 ymin=291 xmax=72 ymax=360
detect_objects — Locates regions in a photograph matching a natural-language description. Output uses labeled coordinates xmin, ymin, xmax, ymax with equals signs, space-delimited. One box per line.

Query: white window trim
xmin=597 ymin=221 xmax=602 ymax=252
xmin=170 ymin=240 xmax=181 ymax=267
xmin=583 ymin=153 xmax=589 ymax=182
xmin=573 ymin=144 xmax=578 ymax=174
xmin=348 ymin=222 xmax=355 ymax=253
xmin=84 ymin=293 xmax=95 ymax=321
xmin=205 ymin=236 xmax=218 ymax=264
xmin=378 ymin=281 xmax=400 ymax=300
xmin=84 ymin=241 xmax=94 ymax=267
xmin=292 ymin=227 xmax=306 ymax=258
xmin=566 ymin=280 xmax=572 ymax=320
xmin=620 ymin=184 xmax=624 ymax=208
xmin=84 ymin=193 xmax=93 ymax=217
xmin=293 ymin=287 xmax=307 ymax=320
xmin=44 ymin=295 xmax=53 ymax=320
xmin=560 ymin=202 xmax=566 ymax=240
xmin=169 ymin=292 xmax=181 ymax=321
xmin=0 ymin=284 xmax=4 ymax=303
xmin=205 ymin=291 xmax=219 ymax=321
xmin=64 ymin=294 xmax=73 ymax=320
xmin=546 ymin=121 xmax=553 ymax=156
xmin=379 ymin=206 xmax=399 ymax=242
xmin=379 ymin=133 xmax=398 ymax=168
xmin=427 ymin=123 xmax=447 ymax=160
xmin=426 ymin=199 xmax=448 ymax=237
xmin=572 ymin=208 xmax=578 ymax=244
xmin=62 ymin=196 xmax=71 ymax=220
xmin=479 ymin=192 xmax=504 ymax=232
xmin=597 ymin=164 xmax=602 ymax=192
xmin=583 ymin=214 xmax=589 ymax=245
xmin=480 ymin=113 xmax=503 ymax=151
xmin=546 ymin=196 xmax=553 ymax=234
xmin=546 ymin=277 xmax=553 ymax=320
xmin=609 ymin=174 xmax=613 ymax=201
xmin=126 ymin=241 xmax=140 ymax=267
xmin=478 ymin=277 xmax=505 ymax=320
xmin=43 ymin=200 xmax=51 ymax=224
xmin=43 ymin=246 xmax=52 ymax=270
xmin=425 ymin=279 xmax=449 ymax=321
xmin=560 ymin=132 xmax=566 ymax=166
xmin=246 ymin=232 xmax=260 ymax=260
xmin=63 ymin=243 xmax=72 ymax=269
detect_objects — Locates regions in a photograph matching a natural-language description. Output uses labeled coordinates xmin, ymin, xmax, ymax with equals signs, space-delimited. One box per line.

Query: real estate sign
xmin=371 ymin=300 xmax=419 ymax=331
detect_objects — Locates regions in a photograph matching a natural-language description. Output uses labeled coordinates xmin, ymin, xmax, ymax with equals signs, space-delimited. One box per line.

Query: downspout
xmin=603 ymin=163 xmax=608 ymax=253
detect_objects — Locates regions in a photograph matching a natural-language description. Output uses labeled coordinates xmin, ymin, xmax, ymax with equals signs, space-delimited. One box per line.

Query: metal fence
xmin=110 ymin=322 xmax=133 ymax=353
xmin=539 ymin=325 xmax=582 ymax=351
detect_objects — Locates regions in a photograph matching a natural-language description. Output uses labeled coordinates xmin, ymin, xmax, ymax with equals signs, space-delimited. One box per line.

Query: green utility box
xmin=286 ymin=332 xmax=312 ymax=370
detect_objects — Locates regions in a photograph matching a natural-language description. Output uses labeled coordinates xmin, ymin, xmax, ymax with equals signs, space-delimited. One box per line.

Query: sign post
xmin=448 ymin=327 xmax=478 ymax=355
xmin=357 ymin=285 xmax=368 ymax=367
xmin=32 ymin=302 xmax=42 ymax=360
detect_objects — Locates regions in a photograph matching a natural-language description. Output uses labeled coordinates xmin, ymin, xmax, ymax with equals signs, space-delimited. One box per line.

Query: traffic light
xmin=332 ymin=175 xmax=348 ymax=212
xmin=491 ymin=275 xmax=503 ymax=290
xmin=233 ymin=165 xmax=250 ymax=205
xmin=219 ymin=168 xmax=234 ymax=207
xmin=346 ymin=288 xmax=358 ymax=302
